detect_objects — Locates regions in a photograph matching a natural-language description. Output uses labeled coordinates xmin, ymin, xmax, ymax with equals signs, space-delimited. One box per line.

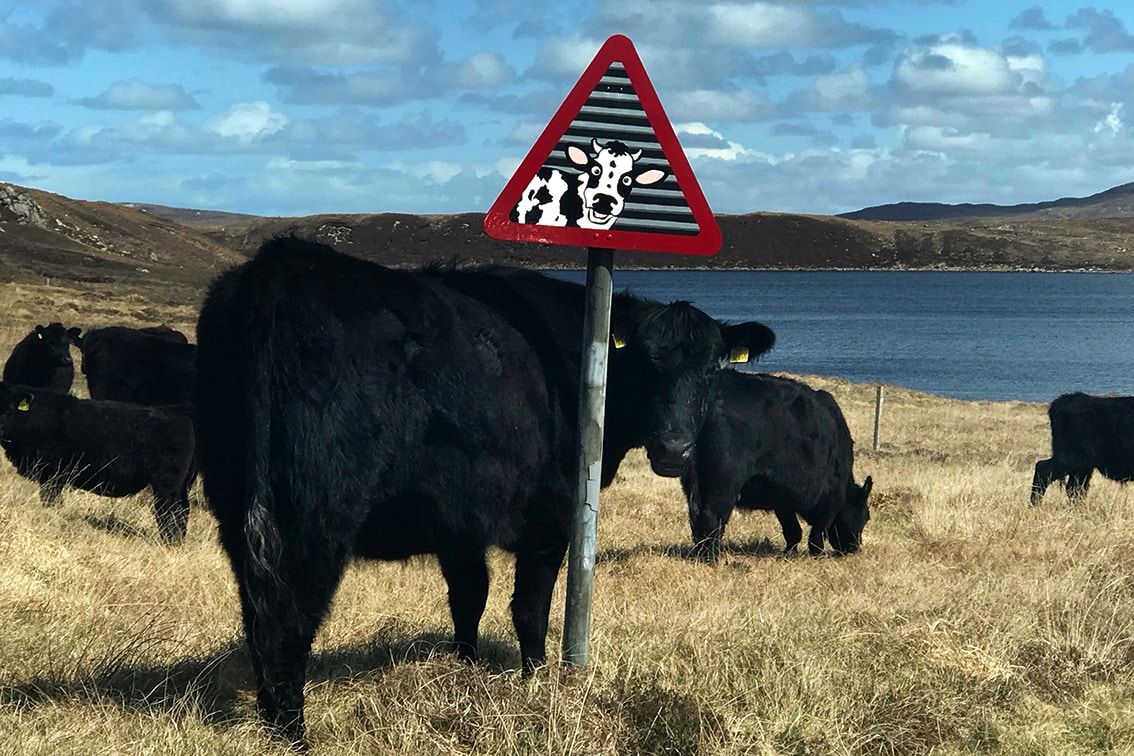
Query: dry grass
xmin=3 ymin=305 xmax=1134 ymax=755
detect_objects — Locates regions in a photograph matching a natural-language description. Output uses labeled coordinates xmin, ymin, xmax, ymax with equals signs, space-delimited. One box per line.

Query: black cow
xmin=1031 ymin=392 xmax=1134 ymax=504
xmin=193 ymin=237 xmax=774 ymax=742
xmin=3 ymin=323 xmax=82 ymax=393
xmin=0 ymin=382 xmax=196 ymax=544
xmin=79 ymin=325 xmax=196 ymax=406
xmin=681 ymin=371 xmax=873 ymax=562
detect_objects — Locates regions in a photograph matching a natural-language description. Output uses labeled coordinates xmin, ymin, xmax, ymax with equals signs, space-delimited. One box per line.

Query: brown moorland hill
xmin=2 ymin=181 xmax=1133 ymax=317
xmin=202 ymin=210 xmax=1134 ymax=273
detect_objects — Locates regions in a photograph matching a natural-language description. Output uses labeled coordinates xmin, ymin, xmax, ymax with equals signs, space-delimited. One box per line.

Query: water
xmin=550 ymin=269 xmax=1134 ymax=403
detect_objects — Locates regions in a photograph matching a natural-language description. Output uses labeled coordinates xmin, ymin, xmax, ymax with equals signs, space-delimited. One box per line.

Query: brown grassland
xmin=2 ymin=285 xmax=1134 ymax=755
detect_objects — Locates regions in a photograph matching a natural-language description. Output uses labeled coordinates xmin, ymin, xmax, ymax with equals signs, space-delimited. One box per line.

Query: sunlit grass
xmin=3 ymin=310 xmax=1134 ymax=754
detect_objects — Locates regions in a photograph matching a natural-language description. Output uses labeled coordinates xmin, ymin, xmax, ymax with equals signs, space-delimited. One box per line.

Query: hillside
xmin=2 ymin=182 xmax=1133 ymax=312
xmin=840 ymin=181 xmax=1134 ymax=222
xmin=0 ymin=183 xmax=245 ymax=308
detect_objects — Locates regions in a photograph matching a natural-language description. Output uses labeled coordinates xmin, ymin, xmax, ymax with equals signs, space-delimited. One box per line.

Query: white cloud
xmin=1094 ymin=102 xmax=1125 ymax=135
xmin=812 ymin=67 xmax=869 ymax=107
xmin=205 ymin=101 xmax=288 ymax=144
xmin=903 ymin=125 xmax=994 ymax=154
xmin=449 ymin=51 xmax=514 ymax=88
xmin=265 ymin=156 xmax=350 ymax=171
xmin=531 ymin=36 xmax=606 ymax=79
xmin=895 ymin=38 xmax=1016 ymax=95
xmin=1006 ymin=52 xmax=1045 ymax=89
xmin=670 ymin=89 xmax=773 ymax=121
xmin=156 ymin=0 xmax=436 ymax=65
xmin=121 ymin=111 xmax=191 ymax=144
xmin=169 ymin=0 xmax=361 ymax=28
xmin=387 ymin=159 xmax=463 ymax=184
xmin=81 ymin=79 xmax=197 ymax=111
xmin=707 ymin=3 xmax=816 ymax=47
xmin=675 ymin=122 xmax=749 ymax=161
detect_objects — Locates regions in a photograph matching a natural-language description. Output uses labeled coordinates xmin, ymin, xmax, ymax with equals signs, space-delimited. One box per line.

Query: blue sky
xmin=1 ymin=0 xmax=1132 ymax=218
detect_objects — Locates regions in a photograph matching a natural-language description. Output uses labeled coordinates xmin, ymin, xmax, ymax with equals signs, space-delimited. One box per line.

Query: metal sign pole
xmin=563 ymin=247 xmax=614 ymax=667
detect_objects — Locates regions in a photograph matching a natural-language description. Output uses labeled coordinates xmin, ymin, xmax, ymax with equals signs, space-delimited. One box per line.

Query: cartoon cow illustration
xmin=510 ymin=138 xmax=667 ymax=230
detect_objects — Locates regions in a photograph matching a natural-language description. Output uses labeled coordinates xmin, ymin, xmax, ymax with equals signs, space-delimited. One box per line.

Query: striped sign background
xmin=536 ymin=62 xmax=699 ymax=237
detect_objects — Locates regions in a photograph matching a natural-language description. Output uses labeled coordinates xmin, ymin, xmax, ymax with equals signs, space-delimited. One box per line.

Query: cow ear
xmin=68 ymin=327 xmax=82 ymax=343
xmin=566 ymin=144 xmax=589 ymax=167
xmin=634 ymin=168 xmax=667 ymax=186
xmin=723 ymin=322 xmax=776 ymax=363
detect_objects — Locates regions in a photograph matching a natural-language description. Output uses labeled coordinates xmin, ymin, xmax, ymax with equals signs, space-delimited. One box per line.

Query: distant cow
xmin=3 ymin=323 xmax=82 ymax=393
xmin=194 ymin=237 xmax=774 ymax=742
xmin=0 ymin=382 xmax=196 ymax=544
xmin=1031 ymin=392 xmax=1134 ymax=504
xmin=79 ymin=325 xmax=195 ymax=406
xmin=681 ymin=371 xmax=873 ymax=562
xmin=510 ymin=138 xmax=667 ymax=229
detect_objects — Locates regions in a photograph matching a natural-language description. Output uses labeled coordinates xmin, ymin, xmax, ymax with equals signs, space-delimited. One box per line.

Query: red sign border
xmin=484 ymin=34 xmax=721 ymax=256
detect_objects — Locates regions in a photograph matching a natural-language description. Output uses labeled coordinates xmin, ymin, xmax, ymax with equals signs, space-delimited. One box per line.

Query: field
xmin=3 ymin=297 xmax=1134 ymax=755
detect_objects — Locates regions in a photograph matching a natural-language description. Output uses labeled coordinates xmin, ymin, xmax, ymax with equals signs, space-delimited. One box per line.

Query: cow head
xmin=828 ymin=475 xmax=873 ymax=555
xmin=604 ymin=297 xmax=775 ymax=481
xmin=566 ymin=139 xmax=667 ymax=229
xmin=29 ymin=323 xmax=81 ymax=369
xmin=0 ymin=383 xmax=36 ymax=440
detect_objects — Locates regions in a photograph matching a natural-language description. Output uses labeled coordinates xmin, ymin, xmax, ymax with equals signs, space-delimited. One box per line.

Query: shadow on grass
xmin=0 ymin=629 xmax=524 ymax=728
xmin=82 ymin=512 xmax=151 ymax=541
xmin=595 ymin=536 xmax=784 ymax=565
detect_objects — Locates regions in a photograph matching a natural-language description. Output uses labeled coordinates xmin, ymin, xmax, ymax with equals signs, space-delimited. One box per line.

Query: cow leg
xmin=152 ymin=487 xmax=190 ymax=546
xmin=510 ymin=539 xmax=568 ymax=675
xmin=237 ymin=581 xmax=316 ymax=745
xmin=774 ymin=508 xmax=802 ymax=554
xmin=807 ymin=525 xmax=826 ymax=556
xmin=438 ymin=551 xmax=490 ymax=664
xmin=1066 ymin=470 xmax=1093 ymax=502
xmin=686 ymin=473 xmax=729 ymax=563
xmin=689 ymin=507 xmax=727 ymax=563
xmin=234 ymin=527 xmax=351 ymax=745
xmin=1031 ymin=458 xmax=1058 ymax=505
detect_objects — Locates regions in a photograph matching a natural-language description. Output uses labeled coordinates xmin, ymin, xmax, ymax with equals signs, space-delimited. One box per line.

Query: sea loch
xmin=553 ymin=269 xmax=1134 ymax=403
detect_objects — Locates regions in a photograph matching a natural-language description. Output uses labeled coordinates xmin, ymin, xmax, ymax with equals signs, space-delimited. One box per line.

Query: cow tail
xmin=240 ymin=304 xmax=299 ymax=646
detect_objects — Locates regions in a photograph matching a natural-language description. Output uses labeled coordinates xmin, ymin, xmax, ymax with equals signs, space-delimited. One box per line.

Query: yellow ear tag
xmin=36 ymin=333 xmax=43 ymax=340
xmin=17 ymin=398 xmax=31 ymax=411
xmin=728 ymin=346 xmax=750 ymax=364
xmin=612 ymin=334 xmax=626 ymax=349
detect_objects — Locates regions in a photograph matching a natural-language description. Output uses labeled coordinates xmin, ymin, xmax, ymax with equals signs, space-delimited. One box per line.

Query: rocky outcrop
xmin=0 ymin=183 xmax=48 ymax=227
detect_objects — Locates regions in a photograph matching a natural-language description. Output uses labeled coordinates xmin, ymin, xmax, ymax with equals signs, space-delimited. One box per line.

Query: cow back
xmin=1048 ymin=392 xmax=1134 ymax=481
xmin=195 ymin=239 xmax=573 ymax=561
xmin=80 ymin=326 xmax=196 ymax=406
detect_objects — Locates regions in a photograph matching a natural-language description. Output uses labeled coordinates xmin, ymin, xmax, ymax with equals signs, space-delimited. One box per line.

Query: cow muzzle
xmin=645 ymin=435 xmax=694 ymax=477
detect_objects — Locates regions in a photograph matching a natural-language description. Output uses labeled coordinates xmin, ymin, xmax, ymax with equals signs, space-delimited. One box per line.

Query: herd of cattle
xmin=0 ymin=236 xmax=1128 ymax=742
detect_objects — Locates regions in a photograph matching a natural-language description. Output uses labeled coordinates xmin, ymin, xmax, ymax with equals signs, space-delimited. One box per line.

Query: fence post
xmin=873 ymin=384 xmax=884 ymax=451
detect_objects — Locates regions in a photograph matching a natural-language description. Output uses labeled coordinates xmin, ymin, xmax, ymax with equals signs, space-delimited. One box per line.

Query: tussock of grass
xmin=4 ymin=310 xmax=1134 ymax=754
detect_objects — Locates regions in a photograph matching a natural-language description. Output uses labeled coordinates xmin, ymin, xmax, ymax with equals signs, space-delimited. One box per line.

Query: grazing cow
xmin=79 ymin=325 xmax=196 ymax=406
xmin=194 ymin=237 xmax=774 ymax=742
xmin=3 ymin=323 xmax=82 ymax=393
xmin=681 ymin=371 xmax=873 ymax=563
xmin=0 ymin=382 xmax=196 ymax=544
xmin=1031 ymin=392 xmax=1134 ymax=504
xmin=510 ymin=138 xmax=667 ymax=229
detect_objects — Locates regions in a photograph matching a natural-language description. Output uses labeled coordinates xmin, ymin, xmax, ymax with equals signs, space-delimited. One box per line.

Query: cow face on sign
xmin=568 ymin=138 xmax=667 ymax=229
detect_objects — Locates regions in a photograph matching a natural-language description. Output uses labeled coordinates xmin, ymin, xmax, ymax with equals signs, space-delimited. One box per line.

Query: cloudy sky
xmin=1 ymin=0 xmax=1132 ymax=218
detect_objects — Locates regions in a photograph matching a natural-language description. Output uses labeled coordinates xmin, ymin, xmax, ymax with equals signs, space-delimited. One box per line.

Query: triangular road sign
xmin=484 ymin=34 xmax=721 ymax=256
